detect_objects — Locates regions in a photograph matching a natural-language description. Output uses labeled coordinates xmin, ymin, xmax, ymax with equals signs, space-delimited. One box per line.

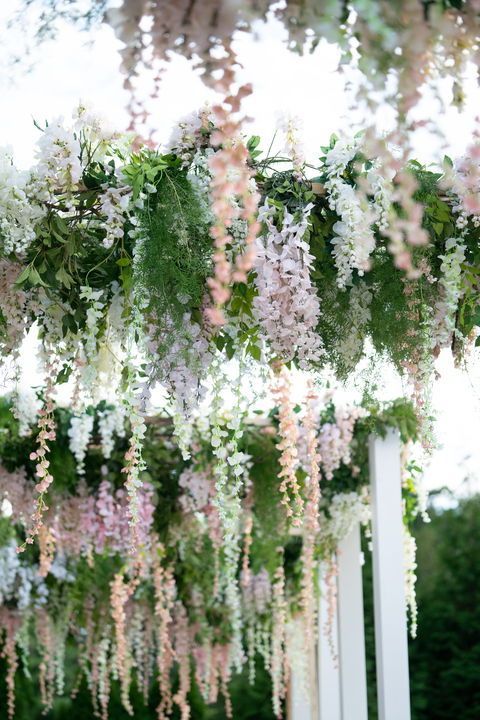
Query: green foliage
xmin=133 ymin=162 xmax=212 ymax=339
xmin=0 ymin=393 xmax=420 ymax=633
xmin=363 ymin=495 xmax=480 ymax=720
xmin=5 ymin=123 xmax=480 ymax=382
xmin=408 ymin=496 xmax=480 ymax=719
xmin=215 ymin=280 xmax=262 ymax=362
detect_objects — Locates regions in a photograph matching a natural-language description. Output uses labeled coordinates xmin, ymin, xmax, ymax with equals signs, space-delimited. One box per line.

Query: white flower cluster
xmin=72 ymin=103 xmax=119 ymax=160
xmin=228 ymin=217 xmax=249 ymax=259
xmin=209 ymin=369 xmax=251 ymax=671
xmin=242 ymin=568 xmax=272 ymax=615
xmin=336 ymin=281 xmax=373 ymax=371
xmin=12 ymin=386 xmax=41 ymax=437
xmin=368 ymin=164 xmax=393 ymax=234
xmin=68 ymin=411 xmax=94 ymax=475
xmin=253 ymin=202 xmax=323 ymax=368
xmin=433 ymin=237 xmax=466 ymax=349
xmin=49 ymin=552 xmax=75 ymax=583
xmin=98 ymin=405 xmax=126 ymax=459
xmin=324 ymin=138 xmax=377 ymax=289
xmin=403 ymin=526 xmax=418 ymax=638
xmin=33 ymin=118 xmax=82 ymax=202
xmin=123 ymin=407 xmax=148 ymax=530
xmin=0 ymin=540 xmax=48 ymax=609
xmin=318 ymin=406 xmax=365 ymax=481
xmin=98 ymin=185 xmax=132 ymax=249
xmin=188 ymin=148 xmax=214 ymax=202
xmin=179 ymin=467 xmax=214 ymax=514
xmin=0 ymin=148 xmax=44 ymax=256
xmin=166 ymin=108 xmax=213 ymax=167
xmin=79 ymin=286 xmax=106 ymax=393
xmin=319 ymin=490 xmax=371 ymax=546
xmin=285 ymin=618 xmax=309 ymax=697
xmin=157 ymin=314 xmax=214 ymax=459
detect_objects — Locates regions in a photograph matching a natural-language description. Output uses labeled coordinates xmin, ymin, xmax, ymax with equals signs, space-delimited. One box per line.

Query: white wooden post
xmin=337 ymin=522 xmax=368 ymax=720
xmin=318 ymin=561 xmax=341 ymax=720
xmin=369 ymin=430 xmax=411 ymax=720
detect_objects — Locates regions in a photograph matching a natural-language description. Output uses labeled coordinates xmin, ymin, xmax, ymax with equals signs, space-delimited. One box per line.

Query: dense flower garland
xmin=0 ymin=394 xmax=420 ymax=719
xmin=0 ymin=105 xmax=478 ymax=717
xmin=8 ymin=4 xmax=480 ymax=347
xmin=1 ymin=109 xmax=479 ymax=454
xmin=0 ymin=107 xmax=478 ymax=586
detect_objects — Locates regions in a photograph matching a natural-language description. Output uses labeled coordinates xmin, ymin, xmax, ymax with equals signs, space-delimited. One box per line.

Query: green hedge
xmin=364 ymin=494 xmax=480 ymax=720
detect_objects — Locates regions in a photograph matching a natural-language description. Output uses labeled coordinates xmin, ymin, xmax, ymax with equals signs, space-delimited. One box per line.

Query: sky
xmin=1 ymin=2 xmax=480 ymax=497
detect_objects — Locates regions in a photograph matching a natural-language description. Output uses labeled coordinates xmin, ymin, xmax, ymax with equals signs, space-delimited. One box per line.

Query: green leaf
xmin=56 ymin=365 xmax=73 ymax=384
xmin=225 ymin=342 xmax=235 ymax=360
xmin=14 ymin=266 xmax=31 ymax=286
xmin=55 ymin=266 xmax=74 ymax=289
xmin=29 ymin=267 xmax=48 ymax=287
xmin=249 ymin=344 xmax=262 ymax=362
xmin=62 ymin=314 xmax=78 ymax=336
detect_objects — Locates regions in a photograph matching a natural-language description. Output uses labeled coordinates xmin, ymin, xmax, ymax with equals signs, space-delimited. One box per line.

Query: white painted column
xmin=369 ymin=431 xmax=411 ymax=720
xmin=318 ymin=561 xmax=341 ymax=720
xmin=337 ymin=522 xmax=368 ymax=720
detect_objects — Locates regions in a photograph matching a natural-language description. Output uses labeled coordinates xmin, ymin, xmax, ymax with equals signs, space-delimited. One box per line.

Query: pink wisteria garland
xmin=0 ymin=466 xmax=155 ymax=558
xmin=206 ymin=88 xmax=260 ymax=326
xmin=300 ymin=382 xmax=321 ymax=654
xmin=253 ymin=202 xmax=323 ymax=367
xmin=18 ymin=360 xmax=58 ymax=554
xmin=0 ymin=392 xmax=422 ymax=720
xmin=271 ymin=365 xmax=304 ymax=527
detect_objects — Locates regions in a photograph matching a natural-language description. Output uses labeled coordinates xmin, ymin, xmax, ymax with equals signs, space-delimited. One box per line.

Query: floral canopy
xmin=2 ymin=0 xmax=480 ymax=716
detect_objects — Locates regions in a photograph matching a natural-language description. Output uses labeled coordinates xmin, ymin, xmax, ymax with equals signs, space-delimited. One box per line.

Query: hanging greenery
xmin=0 ymin=104 xmax=476 ymax=718
xmin=0 ymin=393 xmax=420 ymax=719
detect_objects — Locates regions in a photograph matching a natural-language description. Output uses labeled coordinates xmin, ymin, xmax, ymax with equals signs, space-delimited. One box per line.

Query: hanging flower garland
xmin=0 ymin=392 xmax=421 ymax=719
xmin=11 ymin=2 xmax=480 ymax=132
xmin=1 ymin=108 xmax=480 ymax=542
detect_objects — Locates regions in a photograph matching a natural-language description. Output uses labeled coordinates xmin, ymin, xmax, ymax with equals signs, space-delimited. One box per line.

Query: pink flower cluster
xmin=254 ymin=202 xmax=323 ymax=367
xmin=19 ymin=374 xmax=57 ymax=553
xmin=70 ymin=479 xmax=155 ymax=556
xmin=318 ymin=406 xmax=365 ymax=481
xmin=0 ymin=466 xmax=155 ymax=560
xmin=300 ymin=383 xmax=321 ymax=649
xmin=272 ymin=366 xmax=304 ymax=527
xmin=178 ymin=466 xmax=222 ymax=548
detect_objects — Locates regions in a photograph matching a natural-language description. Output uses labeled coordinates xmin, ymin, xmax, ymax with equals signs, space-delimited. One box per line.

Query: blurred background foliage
xmin=1 ymin=493 xmax=479 ymax=719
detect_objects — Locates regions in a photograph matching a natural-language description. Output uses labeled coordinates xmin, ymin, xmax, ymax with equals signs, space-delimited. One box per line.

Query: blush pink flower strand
xmin=110 ymin=572 xmax=134 ymax=715
xmin=153 ymin=554 xmax=176 ymax=720
xmin=300 ymin=382 xmax=321 ymax=650
xmin=206 ymin=84 xmax=260 ymax=326
xmin=18 ymin=362 xmax=57 ymax=553
xmin=272 ymin=365 xmax=304 ymax=527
